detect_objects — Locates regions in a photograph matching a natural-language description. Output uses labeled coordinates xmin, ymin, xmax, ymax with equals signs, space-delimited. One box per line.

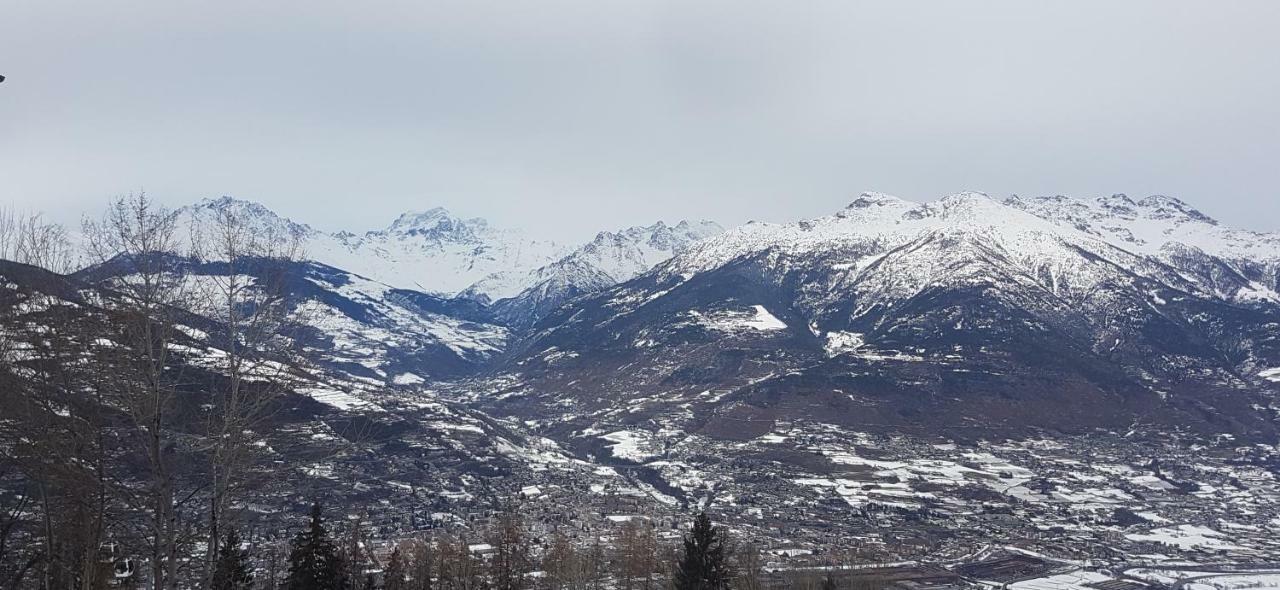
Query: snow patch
xmin=824 ymin=331 xmax=864 ymax=356
xmin=599 ymin=430 xmax=661 ymax=463
xmin=1125 ymin=524 xmax=1241 ymax=551
xmin=393 ymin=373 xmax=425 ymax=385
xmin=691 ymin=305 xmax=787 ymax=333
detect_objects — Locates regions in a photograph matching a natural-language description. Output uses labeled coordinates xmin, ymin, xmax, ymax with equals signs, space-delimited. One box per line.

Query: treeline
xmin=244 ymin=505 xmax=746 ymax=590
xmin=0 ymin=194 xmax=311 ymax=590
xmin=243 ymin=504 xmax=881 ymax=590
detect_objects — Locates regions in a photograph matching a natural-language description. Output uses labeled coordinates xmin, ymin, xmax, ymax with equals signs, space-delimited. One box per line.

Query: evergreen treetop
xmin=285 ymin=503 xmax=349 ymax=590
xmin=673 ymin=513 xmax=732 ymax=590
xmin=212 ymin=529 xmax=254 ymax=590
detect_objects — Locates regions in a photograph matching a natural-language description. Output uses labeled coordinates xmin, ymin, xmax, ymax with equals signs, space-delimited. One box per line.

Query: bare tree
xmin=187 ymin=202 xmax=306 ymax=588
xmin=542 ymin=531 xmax=603 ymax=590
xmin=732 ymin=543 xmax=763 ymax=590
xmin=259 ymin=536 xmax=290 ymax=590
xmin=81 ymin=192 xmax=199 ymax=590
xmin=542 ymin=532 xmax=576 ymax=590
xmin=339 ymin=514 xmax=374 ymax=586
xmin=0 ymin=209 xmax=115 ymax=590
xmin=0 ymin=207 xmax=76 ymax=272
xmin=0 ymin=478 xmax=40 ymax=590
xmin=435 ymin=534 xmax=485 ymax=590
xmin=404 ymin=537 xmax=434 ymax=590
xmin=384 ymin=545 xmax=408 ymax=590
xmin=586 ymin=538 xmax=607 ymax=590
xmin=489 ymin=509 xmax=532 ymax=590
xmin=615 ymin=519 xmax=657 ymax=590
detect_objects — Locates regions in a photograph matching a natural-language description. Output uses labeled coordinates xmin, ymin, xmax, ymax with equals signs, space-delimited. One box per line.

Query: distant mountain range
xmin=38 ymin=191 xmax=1280 ymax=448
xmin=492 ymin=191 xmax=1280 ymax=441
xmin=11 ymin=190 xmax=1279 ymax=552
xmin=175 ymin=196 xmax=721 ymax=322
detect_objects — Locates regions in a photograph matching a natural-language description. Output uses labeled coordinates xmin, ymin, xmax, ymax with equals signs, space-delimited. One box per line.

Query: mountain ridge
xmin=489 ymin=191 xmax=1280 ymax=443
xmin=172 ymin=196 xmax=723 ymax=308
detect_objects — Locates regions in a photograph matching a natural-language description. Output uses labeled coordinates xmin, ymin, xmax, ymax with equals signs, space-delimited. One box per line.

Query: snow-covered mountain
xmin=492 ymin=220 xmax=723 ymax=327
xmin=0 ymin=257 xmax=582 ymax=525
xmin=74 ymin=252 xmax=509 ymax=385
xmin=87 ymin=191 xmax=1280 ymax=433
xmin=179 ymin=197 xmax=569 ymax=300
xmin=1003 ymin=194 xmax=1280 ymax=304
xmin=176 ymin=197 xmax=720 ymax=314
xmin=24 ymin=190 xmax=1280 ymax=554
xmin=494 ymin=191 xmax=1280 ymax=440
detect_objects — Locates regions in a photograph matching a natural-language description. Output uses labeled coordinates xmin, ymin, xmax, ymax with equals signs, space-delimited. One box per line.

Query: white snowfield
xmin=1184 ymin=574 xmax=1280 ymax=590
xmin=304 ymin=270 xmax=508 ymax=359
xmin=1124 ymin=524 xmax=1242 ymax=551
xmin=1130 ymin=570 xmax=1280 ymax=590
xmin=1004 ymin=193 xmax=1280 ymax=264
xmin=824 ymin=331 xmax=864 ymax=356
xmin=1008 ymin=570 xmax=1112 ymax=590
xmin=599 ymin=430 xmax=662 ymax=462
xmin=687 ymin=305 xmax=788 ymax=333
xmin=185 ymin=198 xmax=570 ymax=299
xmin=296 ymin=386 xmax=379 ymax=411
xmin=174 ymin=197 xmax=721 ymax=302
xmin=503 ymin=220 xmax=722 ymax=304
xmin=661 ymin=191 xmax=1280 ymax=307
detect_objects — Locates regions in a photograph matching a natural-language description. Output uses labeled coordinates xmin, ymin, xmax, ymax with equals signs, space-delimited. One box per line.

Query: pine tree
xmin=672 ymin=513 xmax=731 ymax=590
xmin=212 ymin=529 xmax=254 ymax=590
xmin=385 ymin=547 xmax=408 ymax=590
xmin=285 ymin=503 xmax=349 ymax=590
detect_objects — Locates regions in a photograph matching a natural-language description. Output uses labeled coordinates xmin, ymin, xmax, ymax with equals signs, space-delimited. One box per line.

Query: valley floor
xmin=270 ymin=380 xmax=1280 ymax=585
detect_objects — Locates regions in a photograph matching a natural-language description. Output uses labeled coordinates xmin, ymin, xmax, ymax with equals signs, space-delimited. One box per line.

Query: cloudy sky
xmin=3 ymin=1 xmax=1279 ymax=240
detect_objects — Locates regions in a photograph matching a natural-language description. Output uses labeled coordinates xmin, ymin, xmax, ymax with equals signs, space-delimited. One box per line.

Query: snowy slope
xmin=179 ymin=197 xmax=568 ymax=300
xmin=568 ymin=220 xmax=724 ymax=283
xmin=492 ymin=220 xmax=723 ymax=326
xmin=1004 ymin=194 xmax=1280 ymax=303
xmin=1003 ymin=194 xmax=1280 ymax=260
xmin=497 ymin=191 xmax=1280 ymax=440
xmin=290 ymin=263 xmax=509 ymax=381
xmin=177 ymin=198 xmax=720 ymax=311
xmin=657 ymin=191 xmax=1210 ymax=315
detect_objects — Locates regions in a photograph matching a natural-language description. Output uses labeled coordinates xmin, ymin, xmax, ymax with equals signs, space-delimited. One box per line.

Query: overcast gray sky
xmin=3 ymin=1 xmax=1279 ymax=241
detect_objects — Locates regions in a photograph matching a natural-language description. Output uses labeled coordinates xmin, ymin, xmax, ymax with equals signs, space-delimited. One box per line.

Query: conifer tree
xmin=212 ymin=529 xmax=254 ymax=590
xmin=285 ymin=503 xmax=348 ymax=590
xmin=672 ymin=513 xmax=731 ymax=590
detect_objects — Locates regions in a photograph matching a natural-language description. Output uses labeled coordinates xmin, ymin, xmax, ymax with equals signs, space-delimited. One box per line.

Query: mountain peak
xmin=193 ymin=195 xmax=276 ymax=216
xmin=934 ymin=191 xmax=1001 ymax=210
xmin=372 ymin=207 xmax=498 ymax=245
xmin=846 ymin=191 xmax=911 ymax=209
xmin=182 ymin=196 xmax=315 ymax=237
xmin=910 ymin=191 xmax=1013 ymax=223
xmin=1137 ymin=195 xmax=1217 ymax=224
xmin=386 ymin=207 xmax=455 ymax=231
